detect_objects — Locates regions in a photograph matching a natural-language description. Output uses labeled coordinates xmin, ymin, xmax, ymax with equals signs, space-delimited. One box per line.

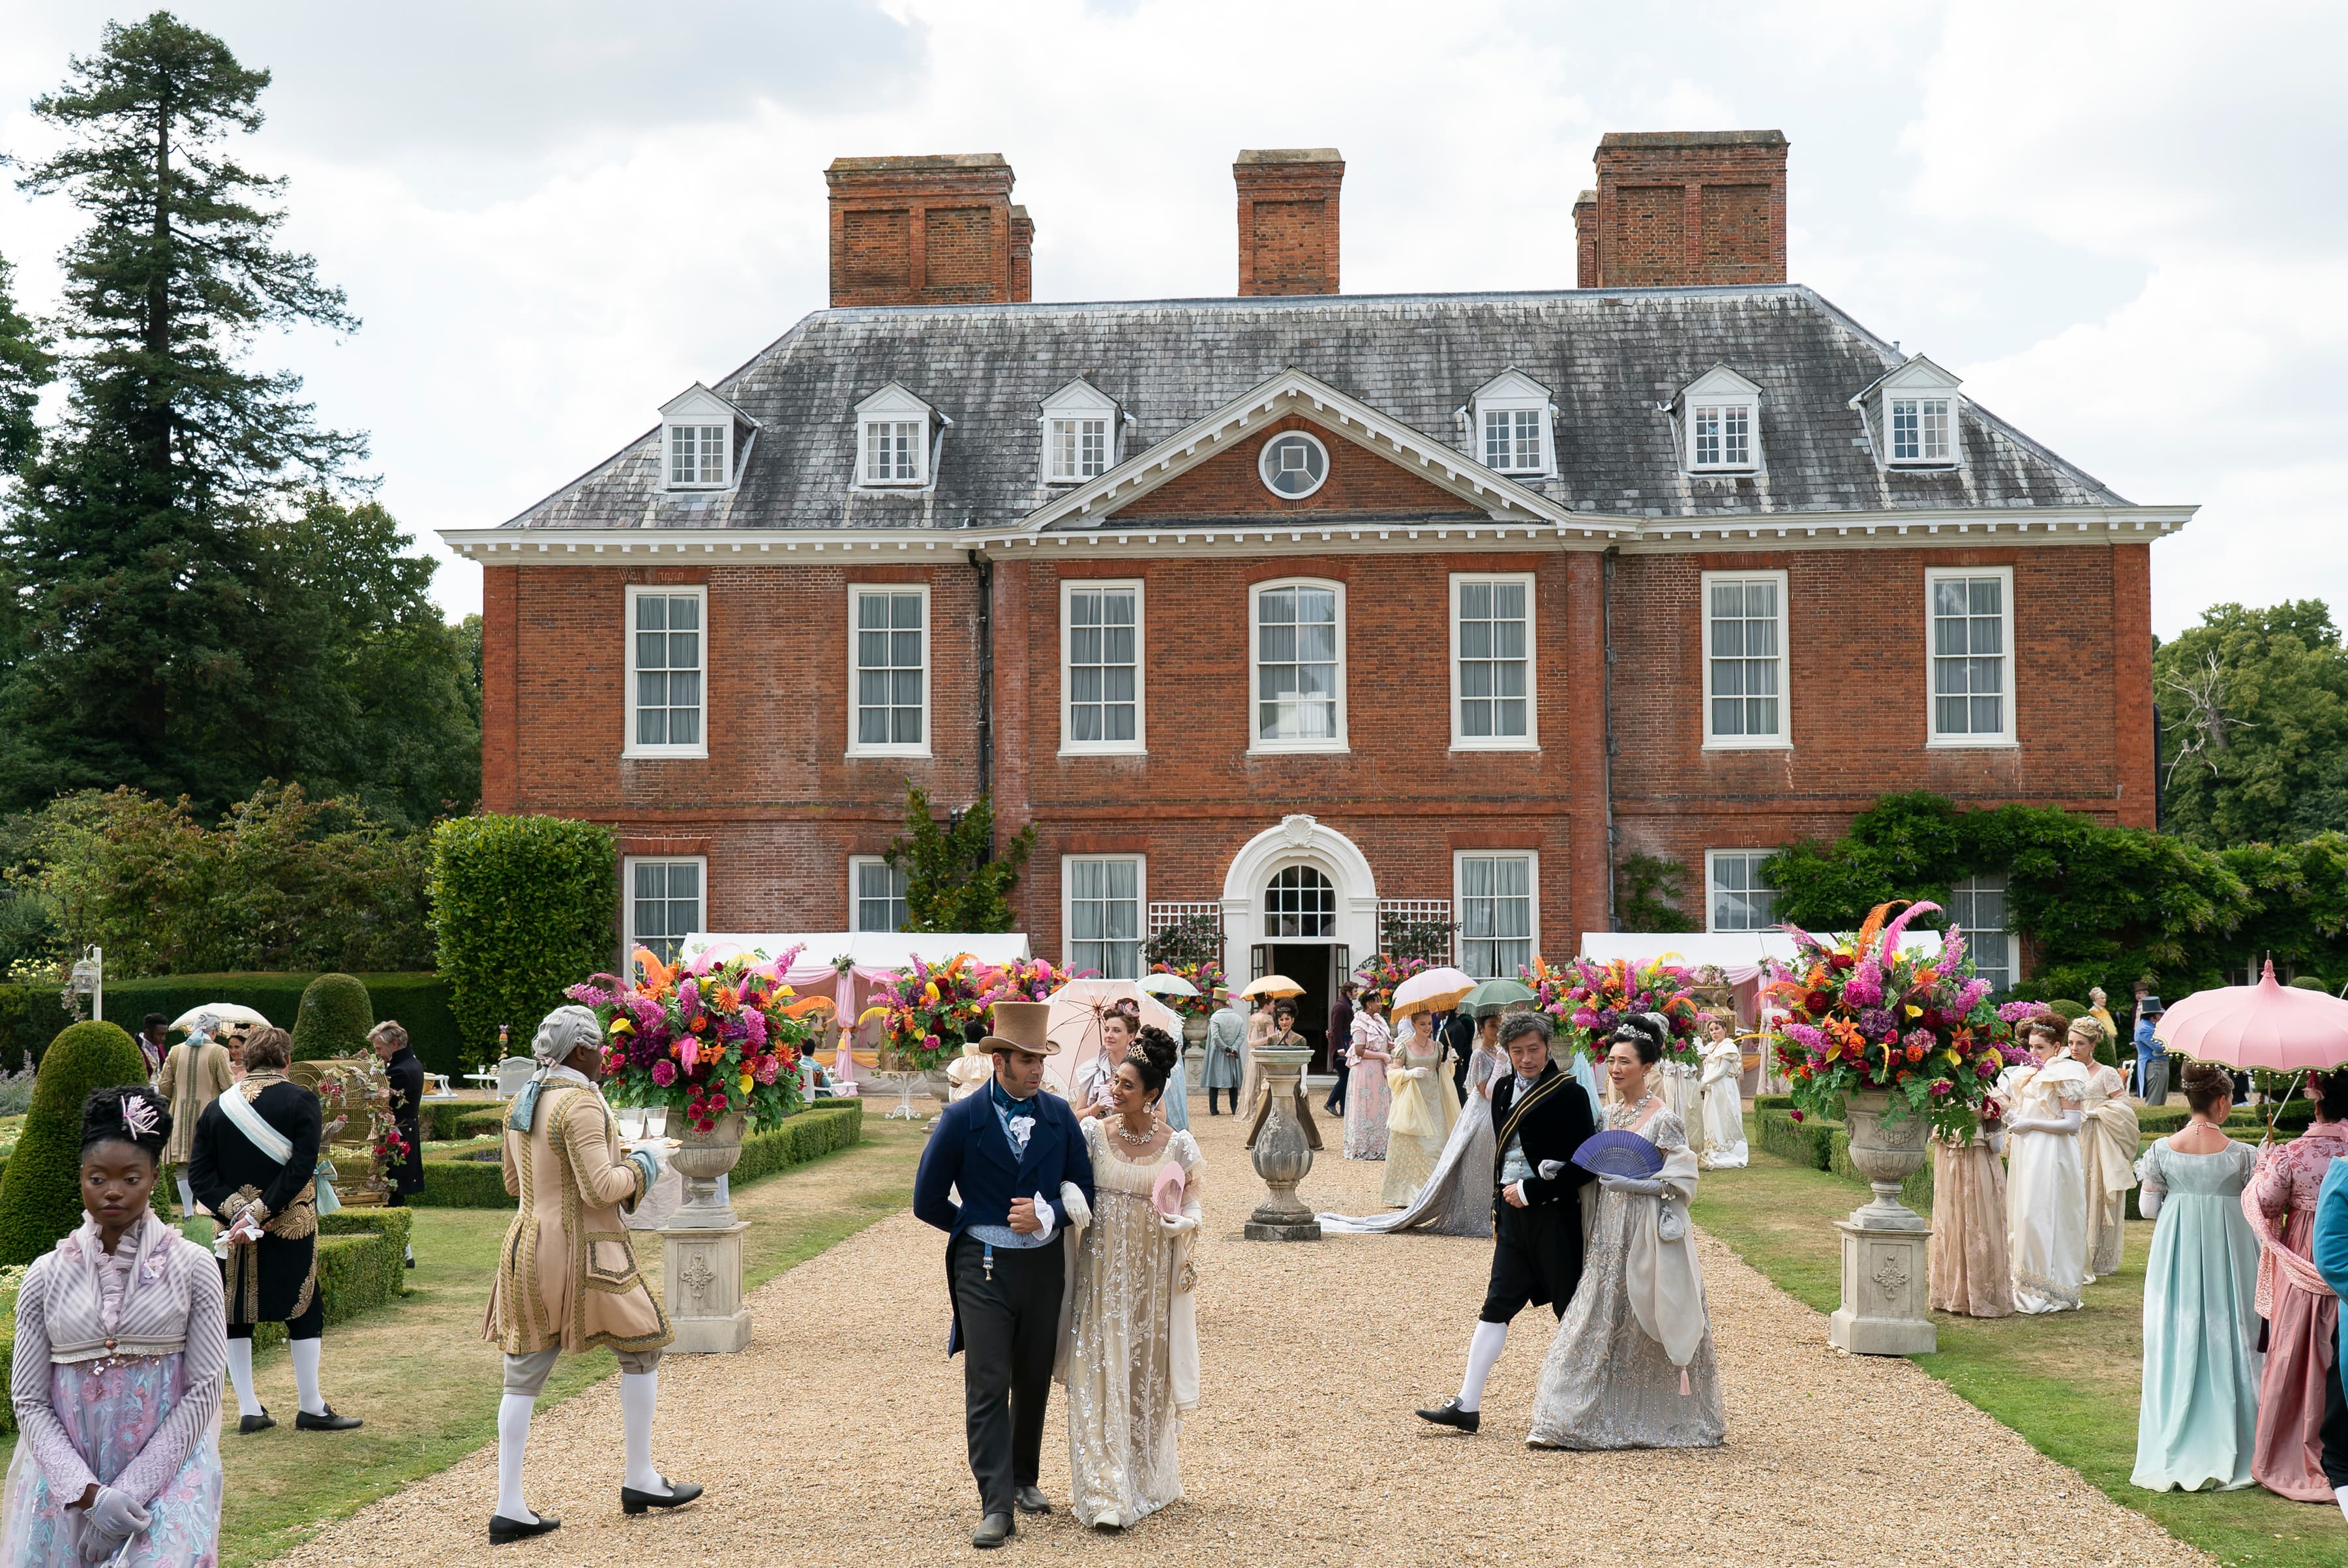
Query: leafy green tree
xmin=0 ymin=250 xmax=55 ymax=472
xmin=2156 ymin=601 xmax=2348 ymax=847
xmin=883 ymin=785 xmax=1034 ymax=934
xmin=429 ymin=813 xmax=617 ymax=1066
xmin=0 ymin=13 xmax=365 ymax=810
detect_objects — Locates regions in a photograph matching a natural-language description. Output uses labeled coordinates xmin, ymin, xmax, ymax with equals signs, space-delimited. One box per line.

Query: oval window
xmin=1257 ymin=431 xmax=1329 ymax=499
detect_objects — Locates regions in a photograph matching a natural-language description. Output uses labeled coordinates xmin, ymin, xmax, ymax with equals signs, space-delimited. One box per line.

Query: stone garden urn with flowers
xmin=1762 ymin=901 xmax=2032 ymax=1355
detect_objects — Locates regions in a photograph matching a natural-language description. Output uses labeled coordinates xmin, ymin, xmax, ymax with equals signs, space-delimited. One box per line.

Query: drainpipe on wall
xmin=967 ymin=547 xmax=995 ymax=857
xmin=1602 ymin=547 xmax=1621 ymax=931
xmin=2150 ymin=698 xmax=2163 ymax=834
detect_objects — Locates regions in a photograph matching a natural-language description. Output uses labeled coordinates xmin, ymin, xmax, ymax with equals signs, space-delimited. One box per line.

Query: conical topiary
xmin=0 ymin=1019 xmax=149 ymax=1265
xmin=292 ymin=972 xmax=374 ymax=1062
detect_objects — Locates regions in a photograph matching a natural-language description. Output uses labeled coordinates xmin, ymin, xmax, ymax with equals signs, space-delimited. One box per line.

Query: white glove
xmin=1597 ymin=1174 xmax=1664 ymax=1196
xmin=1405 ymin=1067 xmax=1430 ymax=1081
xmin=1537 ymin=1160 xmax=1567 ymax=1181
xmin=1158 ymin=1211 xmax=1199 ymax=1237
xmin=1029 ymin=1191 xmax=1056 ymax=1243
xmin=83 ymin=1486 xmax=151 ymax=1552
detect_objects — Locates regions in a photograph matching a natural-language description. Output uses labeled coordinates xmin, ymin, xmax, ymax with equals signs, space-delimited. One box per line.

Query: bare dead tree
xmin=2160 ymin=650 xmax=2254 ymax=789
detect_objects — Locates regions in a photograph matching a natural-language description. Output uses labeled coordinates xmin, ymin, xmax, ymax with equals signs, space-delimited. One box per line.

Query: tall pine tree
xmin=0 ymin=13 xmax=365 ymax=809
xmin=0 ymin=251 xmax=54 ymax=472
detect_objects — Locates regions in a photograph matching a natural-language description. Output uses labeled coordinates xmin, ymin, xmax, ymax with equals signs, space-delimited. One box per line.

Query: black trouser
xmin=1207 ymin=1087 xmax=1228 ymax=1115
xmin=953 ymin=1237 xmax=1064 ymax=1517
xmin=1323 ymin=1058 xmax=1349 ymax=1115
xmin=228 ymin=1290 xmax=325 ymax=1342
xmin=2323 ymin=1334 xmax=2348 ymax=1490
xmin=1479 ymin=1203 xmax=1581 ymax=1325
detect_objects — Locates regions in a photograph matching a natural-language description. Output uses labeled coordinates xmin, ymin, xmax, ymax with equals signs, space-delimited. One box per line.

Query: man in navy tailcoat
xmin=913 ymin=1000 xmax=1095 ymax=1550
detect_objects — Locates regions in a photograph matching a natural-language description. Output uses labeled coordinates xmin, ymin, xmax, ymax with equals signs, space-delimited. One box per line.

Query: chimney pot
xmin=1234 ymin=148 xmax=1344 ymax=297
xmin=826 ymin=153 xmax=1023 ymax=307
xmin=1580 ymin=129 xmax=1787 ymax=289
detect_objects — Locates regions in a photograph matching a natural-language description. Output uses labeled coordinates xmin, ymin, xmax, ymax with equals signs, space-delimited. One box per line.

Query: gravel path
xmin=274 ymin=1106 xmax=2210 ymax=1568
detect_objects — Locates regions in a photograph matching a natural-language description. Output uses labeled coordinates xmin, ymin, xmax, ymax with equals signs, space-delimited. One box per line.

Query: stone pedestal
xmin=1827 ymin=1091 xmax=1936 ymax=1355
xmin=659 ymin=1220 xmax=751 ymax=1353
xmin=1243 ymin=1047 xmax=1321 ymax=1241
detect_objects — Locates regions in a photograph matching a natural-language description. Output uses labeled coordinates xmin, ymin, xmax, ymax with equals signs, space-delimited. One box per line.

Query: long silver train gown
xmin=1317 ymin=1045 xmax=1501 ymax=1237
xmin=1525 ymin=1105 xmax=1726 ymax=1449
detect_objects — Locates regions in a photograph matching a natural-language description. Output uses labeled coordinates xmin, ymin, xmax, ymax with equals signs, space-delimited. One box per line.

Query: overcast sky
xmin=1 ymin=0 xmax=2338 ymax=636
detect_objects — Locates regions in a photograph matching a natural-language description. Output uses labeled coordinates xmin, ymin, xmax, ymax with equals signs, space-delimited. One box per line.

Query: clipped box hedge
xmin=101 ymin=972 xmax=464 ymax=1079
xmin=1756 ymin=1108 xmax=1839 ymax=1171
xmin=0 ymin=986 xmax=74 ymax=1072
xmin=1829 ymin=1128 xmax=1936 ymax=1213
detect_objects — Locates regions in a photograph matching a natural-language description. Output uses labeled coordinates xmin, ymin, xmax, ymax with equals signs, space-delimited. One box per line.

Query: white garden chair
xmin=494 ymin=1056 xmax=537 ymax=1098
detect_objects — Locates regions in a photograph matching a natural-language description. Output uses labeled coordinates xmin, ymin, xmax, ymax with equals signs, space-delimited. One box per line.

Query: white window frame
xmin=1059 ymin=577 xmax=1146 ymax=757
xmin=1925 ymin=565 xmax=2017 ymax=748
xmin=1256 ymin=430 xmax=1331 ymax=500
xmin=1700 ymin=569 xmax=1790 ymax=750
xmin=1453 ymin=850 xmax=1539 ymax=981
xmin=624 ymin=854 xmax=706 ymax=969
xmin=846 ymin=582 xmax=932 ymax=759
xmin=1688 ymin=403 xmax=1756 ymax=471
xmin=1889 ymin=397 xmax=1953 ymax=465
xmin=1448 ymin=572 xmax=1538 ymax=752
xmin=1867 ymin=355 xmax=1964 ymax=471
xmin=848 ymin=854 xmax=909 ymax=934
xmin=1705 ymin=849 xmax=1781 ymax=934
xmin=663 ymin=421 xmax=731 ymax=489
xmin=1062 ymin=854 xmax=1147 ymax=981
xmin=1948 ymin=874 xmax=2017 ymax=995
xmin=1467 ymin=370 xmax=1556 ymax=477
xmin=1247 ymin=577 xmax=1348 ymax=755
xmin=1676 ymin=365 xmax=1764 ymax=475
xmin=854 ymin=383 xmax=935 ymax=489
xmin=1038 ymin=379 xmax=1122 ymax=486
xmin=622 ymin=583 xmax=708 ymax=761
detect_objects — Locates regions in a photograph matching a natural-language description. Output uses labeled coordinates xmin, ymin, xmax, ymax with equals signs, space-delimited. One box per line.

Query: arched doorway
xmin=1220 ymin=815 xmax=1379 ymax=1072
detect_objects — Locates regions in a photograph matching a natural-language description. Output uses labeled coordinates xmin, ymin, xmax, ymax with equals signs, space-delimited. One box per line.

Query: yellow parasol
xmin=1239 ymin=974 xmax=1304 ymax=999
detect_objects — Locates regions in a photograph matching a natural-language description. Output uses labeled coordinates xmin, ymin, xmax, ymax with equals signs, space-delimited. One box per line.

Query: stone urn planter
xmin=1182 ymin=1014 xmax=1209 ymax=1087
xmin=920 ymin=1068 xmax=954 ymax=1104
xmin=1828 ymin=1089 xmax=1936 ymax=1357
xmin=669 ymin=1109 xmax=747 ymax=1228
xmin=1243 ymin=1047 xmax=1321 ymax=1241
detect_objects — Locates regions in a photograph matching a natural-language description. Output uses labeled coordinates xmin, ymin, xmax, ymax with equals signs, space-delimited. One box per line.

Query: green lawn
xmin=0 ymin=1111 xmax=928 ymax=1567
xmin=1694 ymin=1116 xmax=2347 ymax=1568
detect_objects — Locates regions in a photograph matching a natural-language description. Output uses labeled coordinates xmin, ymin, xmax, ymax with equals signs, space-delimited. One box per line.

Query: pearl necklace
xmin=1609 ymin=1091 xmax=1659 ymax=1129
xmin=1113 ymin=1112 xmax=1158 ymax=1145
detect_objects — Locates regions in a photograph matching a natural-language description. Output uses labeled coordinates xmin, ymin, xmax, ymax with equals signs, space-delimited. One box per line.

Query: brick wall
xmin=826 ymin=154 xmax=1021 ymax=308
xmin=1115 ymin=416 xmax=1481 ymax=520
xmin=1235 ymin=149 xmax=1343 ymax=297
xmin=1586 ymin=130 xmax=1788 ymax=289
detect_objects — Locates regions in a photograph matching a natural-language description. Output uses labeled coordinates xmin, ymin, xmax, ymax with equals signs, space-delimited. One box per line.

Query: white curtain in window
xmin=1459 ymin=855 xmax=1531 ymax=978
xmin=1070 ymin=859 xmax=1141 ymax=979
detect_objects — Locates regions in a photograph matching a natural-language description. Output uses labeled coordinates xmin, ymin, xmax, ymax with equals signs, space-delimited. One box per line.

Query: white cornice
xmin=440 ymin=504 xmax=2193 ymax=565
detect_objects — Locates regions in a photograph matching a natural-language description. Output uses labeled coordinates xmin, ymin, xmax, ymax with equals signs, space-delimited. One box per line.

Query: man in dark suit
xmin=1323 ymin=982 xmax=1355 ymax=1115
xmin=1445 ymin=1008 xmax=1476 ymax=1104
xmin=370 ymin=1021 xmax=426 ymax=1267
xmin=1416 ymin=1010 xmax=1595 ymax=1434
xmin=912 ymin=1001 xmax=1096 ymax=1550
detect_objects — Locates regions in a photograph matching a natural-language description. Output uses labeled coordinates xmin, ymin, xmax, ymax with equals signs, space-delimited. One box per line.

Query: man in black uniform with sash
xmin=370 ymin=1020 xmax=425 ymax=1267
xmin=190 ymin=1025 xmax=364 ymax=1434
xmin=1416 ymin=1010 xmax=1596 ymax=1433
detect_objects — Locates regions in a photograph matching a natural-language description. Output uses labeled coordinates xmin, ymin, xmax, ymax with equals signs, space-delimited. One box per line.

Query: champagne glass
xmin=644 ymin=1106 xmax=669 ymax=1139
xmin=616 ymin=1107 xmax=645 ymax=1141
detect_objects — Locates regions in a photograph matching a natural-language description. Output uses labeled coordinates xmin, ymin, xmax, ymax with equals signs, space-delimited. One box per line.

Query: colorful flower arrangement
xmin=1520 ymin=955 xmax=1705 ymax=1065
xmin=1761 ymin=901 xmax=2032 ymax=1136
xmin=862 ymin=952 xmax=995 ymax=1073
xmin=984 ymin=956 xmax=1069 ymax=1007
xmin=567 ymin=946 xmax=819 ymax=1133
xmin=372 ymin=1121 xmax=410 ymax=1175
xmin=1148 ymin=958 xmax=1226 ymax=1019
xmin=1353 ymin=952 xmax=1430 ymax=1017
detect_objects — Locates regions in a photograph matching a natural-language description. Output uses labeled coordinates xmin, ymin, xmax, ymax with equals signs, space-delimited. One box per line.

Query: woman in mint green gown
xmin=2130 ymin=1063 xmax=2263 ymax=1493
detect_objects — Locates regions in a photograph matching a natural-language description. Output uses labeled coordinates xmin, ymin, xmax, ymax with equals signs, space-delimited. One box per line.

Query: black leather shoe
xmin=295 ymin=1406 xmax=363 ymax=1432
xmin=1415 ymin=1396 xmax=1481 ymax=1434
xmin=237 ymin=1409 xmax=274 ymax=1434
xmin=1014 ymin=1485 xmax=1052 ymax=1515
xmin=488 ymin=1513 xmax=560 ymax=1544
xmin=972 ymin=1513 xmax=1015 ymax=1549
xmin=620 ymin=1477 xmax=704 ymax=1515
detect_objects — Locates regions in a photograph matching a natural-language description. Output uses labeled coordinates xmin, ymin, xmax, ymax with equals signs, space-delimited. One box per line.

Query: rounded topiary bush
xmin=0 ymin=1020 xmax=150 ymax=1265
xmin=292 ymin=972 xmax=374 ymax=1062
xmin=2289 ymin=975 xmax=2329 ymax=991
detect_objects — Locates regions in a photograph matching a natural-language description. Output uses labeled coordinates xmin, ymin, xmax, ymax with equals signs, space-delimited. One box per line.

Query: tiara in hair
xmin=121 ymin=1094 xmax=160 ymax=1141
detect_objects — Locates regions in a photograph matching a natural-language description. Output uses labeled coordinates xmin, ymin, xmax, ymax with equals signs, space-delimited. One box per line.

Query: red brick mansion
xmin=446 ymin=130 xmax=2188 ymax=1055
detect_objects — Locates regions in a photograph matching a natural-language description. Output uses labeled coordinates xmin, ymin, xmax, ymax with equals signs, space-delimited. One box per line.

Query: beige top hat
xmin=982 ymin=1000 xmax=1058 ymax=1055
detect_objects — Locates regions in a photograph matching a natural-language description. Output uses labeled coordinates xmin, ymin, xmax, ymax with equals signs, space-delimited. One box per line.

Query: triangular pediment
xmin=660 ymin=382 xmax=755 ymax=426
xmin=1678 ymin=364 xmax=1762 ymax=404
xmin=1021 ymin=367 xmax=1576 ymax=531
xmin=1852 ymin=353 xmax=1963 ymax=405
xmin=854 ymin=381 xmax=938 ymax=421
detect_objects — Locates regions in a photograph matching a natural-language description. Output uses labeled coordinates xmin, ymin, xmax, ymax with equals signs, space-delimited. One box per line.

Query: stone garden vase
xmin=670 ymin=1109 xmax=747 ymax=1228
xmin=1841 ymin=1089 xmax=1932 ymax=1231
xmin=1183 ymin=1014 xmax=1210 ymax=1086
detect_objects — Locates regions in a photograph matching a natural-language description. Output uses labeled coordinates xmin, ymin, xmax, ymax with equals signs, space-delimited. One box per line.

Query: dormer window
xmin=657 ymin=382 xmax=753 ymax=494
xmin=854 ymin=383 xmax=938 ymax=489
xmin=1857 ymin=354 xmax=1964 ymax=470
xmin=1675 ymin=366 xmax=1763 ymax=474
xmin=1466 ymin=370 xmax=1555 ymax=477
xmin=1038 ymin=378 xmax=1122 ymax=485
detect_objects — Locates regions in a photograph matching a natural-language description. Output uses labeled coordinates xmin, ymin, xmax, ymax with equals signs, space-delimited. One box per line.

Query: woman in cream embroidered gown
xmin=1380 ymin=1012 xmax=1456 ymax=1207
xmin=1528 ymin=1022 xmax=1724 ymax=1450
xmin=2070 ymin=1017 xmax=2139 ymax=1283
xmin=1696 ymin=1016 xmax=1747 ymax=1169
xmin=1343 ymin=1004 xmax=1392 ymax=1160
xmin=2005 ymin=1018 xmax=2091 ymax=1314
xmin=1059 ymin=1028 xmax=1201 ymax=1531
xmin=1321 ymin=1019 xmax=1501 ymax=1237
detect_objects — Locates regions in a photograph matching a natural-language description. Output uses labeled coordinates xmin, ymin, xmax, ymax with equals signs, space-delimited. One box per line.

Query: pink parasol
xmin=2156 ymin=959 xmax=2348 ymax=1073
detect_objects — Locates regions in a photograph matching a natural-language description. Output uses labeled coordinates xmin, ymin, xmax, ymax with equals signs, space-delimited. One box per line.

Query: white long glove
xmin=1158 ymin=1211 xmax=1199 ymax=1237
xmin=80 ymin=1487 xmax=151 ymax=1555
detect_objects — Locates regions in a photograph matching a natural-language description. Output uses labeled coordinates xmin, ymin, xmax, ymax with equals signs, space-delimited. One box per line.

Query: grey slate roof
xmin=501 ymin=284 xmax=2127 ymax=532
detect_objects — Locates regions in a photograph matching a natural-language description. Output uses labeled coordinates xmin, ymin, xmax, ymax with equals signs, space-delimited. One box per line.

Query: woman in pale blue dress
xmin=2131 ymin=1062 xmax=2263 ymax=1493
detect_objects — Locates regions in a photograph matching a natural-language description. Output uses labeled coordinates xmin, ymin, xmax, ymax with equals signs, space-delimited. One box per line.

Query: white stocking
xmin=620 ymin=1370 xmax=669 ymax=1496
xmin=1457 ymin=1319 xmax=1509 ymax=1412
xmin=225 ymin=1338 xmax=262 ymax=1419
xmin=175 ymin=1174 xmax=196 ymax=1218
xmin=289 ymin=1336 xmax=325 ymax=1416
xmin=496 ymin=1395 xmax=537 ymax=1524
xmin=2336 ymin=1485 xmax=2348 ymax=1526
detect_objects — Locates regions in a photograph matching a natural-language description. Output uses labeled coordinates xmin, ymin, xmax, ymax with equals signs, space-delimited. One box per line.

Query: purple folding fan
xmin=1571 ymin=1129 xmax=1665 ymax=1179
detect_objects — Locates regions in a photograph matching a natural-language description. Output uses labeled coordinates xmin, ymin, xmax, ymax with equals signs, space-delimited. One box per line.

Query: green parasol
xmin=1459 ymin=978 xmax=1537 ymax=1019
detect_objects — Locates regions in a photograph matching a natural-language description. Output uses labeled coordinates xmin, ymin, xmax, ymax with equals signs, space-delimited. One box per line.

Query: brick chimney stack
xmin=1580 ymin=130 xmax=1788 ymax=289
xmin=1234 ymin=148 xmax=1343 ymax=296
xmin=824 ymin=153 xmax=1032 ymax=307
xmin=1572 ymin=189 xmax=1598 ymax=288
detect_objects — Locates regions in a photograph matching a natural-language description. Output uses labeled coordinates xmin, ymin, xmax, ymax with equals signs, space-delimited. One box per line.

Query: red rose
xmin=1790 ymin=1109 xmax=1805 ymax=1123
xmin=1904 ymin=1044 xmax=1925 ymax=1063
xmin=1804 ymin=989 xmax=1833 ymax=1014
xmin=1829 ymin=952 xmax=1856 ymax=971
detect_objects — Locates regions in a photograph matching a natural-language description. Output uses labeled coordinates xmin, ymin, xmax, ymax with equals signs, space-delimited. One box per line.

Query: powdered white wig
xmin=532 ymin=1004 xmax=603 ymax=1066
